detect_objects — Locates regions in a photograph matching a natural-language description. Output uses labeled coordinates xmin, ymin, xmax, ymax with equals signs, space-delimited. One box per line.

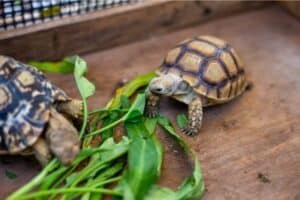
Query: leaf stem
xmin=7 ymin=160 xmax=58 ymax=200
xmin=79 ymin=99 xmax=88 ymax=139
xmin=88 ymin=176 xmax=122 ymax=188
xmin=14 ymin=188 xmax=121 ymax=200
xmin=85 ymin=115 xmax=126 ymax=137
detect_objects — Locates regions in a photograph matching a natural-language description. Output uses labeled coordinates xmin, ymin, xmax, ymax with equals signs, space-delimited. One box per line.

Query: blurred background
xmin=0 ymin=1 xmax=299 ymax=199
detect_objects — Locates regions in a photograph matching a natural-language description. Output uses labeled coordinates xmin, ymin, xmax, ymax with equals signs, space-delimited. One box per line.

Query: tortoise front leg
xmin=182 ymin=97 xmax=203 ymax=136
xmin=45 ymin=108 xmax=80 ymax=165
xmin=145 ymin=91 xmax=161 ymax=118
xmin=56 ymin=99 xmax=83 ymax=119
xmin=32 ymin=138 xmax=52 ymax=166
xmin=0 ymin=149 xmax=33 ymax=156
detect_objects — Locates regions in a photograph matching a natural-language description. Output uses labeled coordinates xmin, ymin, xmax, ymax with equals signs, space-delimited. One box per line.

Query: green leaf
xmin=120 ymin=95 xmax=131 ymax=109
xmin=176 ymin=114 xmax=188 ymax=129
xmin=73 ymin=56 xmax=95 ymax=139
xmin=158 ymin=116 xmax=188 ymax=151
xmin=107 ymin=72 xmax=156 ymax=109
xmin=101 ymin=111 xmax=120 ymax=142
xmin=29 ymin=56 xmax=76 ymax=74
xmin=5 ymin=169 xmax=17 ymax=180
xmin=40 ymin=167 xmax=67 ymax=190
xmin=158 ymin=116 xmax=205 ymax=200
xmin=69 ymin=137 xmax=129 ymax=187
xmin=7 ymin=160 xmax=59 ymax=200
xmin=145 ymin=185 xmax=176 ymax=200
xmin=144 ymin=118 xmax=157 ymax=135
xmin=121 ymin=119 xmax=163 ymax=200
xmin=124 ymin=93 xmax=146 ymax=121
xmin=74 ymin=57 xmax=95 ymax=99
xmin=86 ymin=94 xmax=146 ymax=137
xmin=98 ymin=137 xmax=129 ymax=163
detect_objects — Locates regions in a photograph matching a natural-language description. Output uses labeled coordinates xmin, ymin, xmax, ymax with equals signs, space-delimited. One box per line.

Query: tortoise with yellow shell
xmin=146 ymin=36 xmax=247 ymax=136
xmin=0 ymin=55 xmax=82 ymax=165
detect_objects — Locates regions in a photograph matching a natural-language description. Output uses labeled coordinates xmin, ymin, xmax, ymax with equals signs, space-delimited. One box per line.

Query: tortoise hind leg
xmin=182 ymin=97 xmax=203 ymax=136
xmin=56 ymin=99 xmax=83 ymax=119
xmin=32 ymin=138 xmax=52 ymax=166
xmin=45 ymin=108 xmax=80 ymax=165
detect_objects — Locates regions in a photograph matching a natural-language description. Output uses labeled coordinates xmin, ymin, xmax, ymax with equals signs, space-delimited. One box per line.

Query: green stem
xmin=14 ymin=188 xmax=121 ymax=200
xmin=85 ymin=115 xmax=126 ymax=137
xmin=47 ymin=165 xmax=78 ymax=200
xmin=70 ymin=161 xmax=107 ymax=187
xmin=88 ymin=176 xmax=122 ymax=188
xmin=89 ymin=108 xmax=127 ymax=116
xmin=88 ymin=108 xmax=108 ymax=115
xmin=79 ymin=99 xmax=88 ymax=139
xmin=63 ymin=176 xmax=122 ymax=200
xmin=7 ymin=160 xmax=58 ymax=200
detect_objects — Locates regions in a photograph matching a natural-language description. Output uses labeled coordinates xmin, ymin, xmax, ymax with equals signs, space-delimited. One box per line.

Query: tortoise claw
xmin=181 ymin=126 xmax=197 ymax=136
xmin=145 ymin=107 xmax=158 ymax=118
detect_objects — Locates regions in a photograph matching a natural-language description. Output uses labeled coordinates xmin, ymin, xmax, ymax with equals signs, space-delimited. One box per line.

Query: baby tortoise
xmin=146 ymin=36 xmax=247 ymax=136
xmin=0 ymin=55 xmax=82 ymax=165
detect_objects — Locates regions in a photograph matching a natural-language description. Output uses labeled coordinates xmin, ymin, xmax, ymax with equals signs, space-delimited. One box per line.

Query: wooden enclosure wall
xmin=0 ymin=1 xmax=268 ymax=61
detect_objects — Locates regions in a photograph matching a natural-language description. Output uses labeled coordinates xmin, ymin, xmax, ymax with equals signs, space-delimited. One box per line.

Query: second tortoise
xmin=146 ymin=35 xmax=247 ymax=136
xmin=0 ymin=56 xmax=82 ymax=165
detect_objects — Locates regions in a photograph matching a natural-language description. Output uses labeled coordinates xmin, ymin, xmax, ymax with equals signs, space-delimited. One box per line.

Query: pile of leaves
xmin=7 ymin=56 xmax=205 ymax=200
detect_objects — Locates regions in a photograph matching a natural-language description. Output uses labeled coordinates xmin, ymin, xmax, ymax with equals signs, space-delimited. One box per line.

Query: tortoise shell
xmin=158 ymin=35 xmax=246 ymax=101
xmin=0 ymin=55 xmax=69 ymax=153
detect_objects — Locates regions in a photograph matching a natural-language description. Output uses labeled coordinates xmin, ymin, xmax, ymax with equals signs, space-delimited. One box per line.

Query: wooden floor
xmin=1 ymin=6 xmax=300 ymax=200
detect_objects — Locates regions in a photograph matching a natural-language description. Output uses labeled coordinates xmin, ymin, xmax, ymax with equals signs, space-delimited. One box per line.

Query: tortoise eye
xmin=178 ymin=81 xmax=189 ymax=91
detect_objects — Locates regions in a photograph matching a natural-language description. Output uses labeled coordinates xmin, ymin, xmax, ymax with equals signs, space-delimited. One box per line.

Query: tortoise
xmin=0 ymin=55 xmax=82 ymax=165
xmin=146 ymin=35 xmax=247 ymax=136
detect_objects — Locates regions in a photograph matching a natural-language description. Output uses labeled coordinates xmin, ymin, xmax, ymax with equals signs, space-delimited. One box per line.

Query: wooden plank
xmin=279 ymin=1 xmax=300 ymax=19
xmin=0 ymin=1 xmax=268 ymax=61
xmin=1 ymin=5 xmax=300 ymax=200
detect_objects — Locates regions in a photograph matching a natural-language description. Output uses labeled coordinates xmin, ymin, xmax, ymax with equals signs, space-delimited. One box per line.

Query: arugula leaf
xmin=86 ymin=93 xmax=146 ymax=137
xmin=29 ymin=56 xmax=76 ymax=74
xmin=68 ymin=137 xmax=129 ymax=187
xmin=124 ymin=93 xmax=146 ymax=121
xmin=7 ymin=160 xmax=59 ymax=200
xmin=74 ymin=57 xmax=95 ymax=99
xmin=120 ymin=119 xmax=163 ymax=200
xmin=177 ymin=114 xmax=188 ymax=129
xmin=144 ymin=118 xmax=157 ymax=135
xmin=101 ymin=111 xmax=120 ymax=142
xmin=107 ymin=72 xmax=156 ymax=109
xmin=158 ymin=116 xmax=205 ymax=200
xmin=73 ymin=56 xmax=95 ymax=139
xmin=120 ymin=95 xmax=131 ymax=110
xmin=145 ymin=185 xmax=176 ymax=200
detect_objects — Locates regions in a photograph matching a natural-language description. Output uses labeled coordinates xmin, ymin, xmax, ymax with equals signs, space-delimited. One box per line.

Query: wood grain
xmin=0 ymin=1 xmax=267 ymax=61
xmin=1 ymin=5 xmax=300 ymax=200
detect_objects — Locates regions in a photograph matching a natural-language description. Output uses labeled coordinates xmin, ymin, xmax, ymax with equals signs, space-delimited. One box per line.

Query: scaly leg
xmin=32 ymin=138 xmax=52 ymax=166
xmin=182 ymin=97 xmax=203 ymax=136
xmin=45 ymin=108 xmax=80 ymax=165
xmin=56 ymin=99 xmax=83 ymax=119
xmin=145 ymin=91 xmax=161 ymax=118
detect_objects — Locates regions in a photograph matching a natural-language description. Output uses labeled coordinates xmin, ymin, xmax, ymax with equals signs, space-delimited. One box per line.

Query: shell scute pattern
xmin=0 ymin=56 xmax=69 ymax=152
xmin=158 ymin=36 xmax=246 ymax=101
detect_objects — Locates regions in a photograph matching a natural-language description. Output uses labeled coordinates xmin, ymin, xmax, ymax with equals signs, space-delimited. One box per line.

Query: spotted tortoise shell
xmin=0 ymin=55 xmax=69 ymax=153
xmin=158 ymin=35 xmax=247 ymax=102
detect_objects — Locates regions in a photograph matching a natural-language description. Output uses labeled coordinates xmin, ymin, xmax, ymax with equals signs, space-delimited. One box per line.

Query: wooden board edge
xmin=0 ymin=1 xmax=270 ymax=61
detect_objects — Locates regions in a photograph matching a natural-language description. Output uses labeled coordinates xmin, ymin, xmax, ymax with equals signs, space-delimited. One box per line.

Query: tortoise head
xmin=149 ymin=74 xmax=191 ymax=96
